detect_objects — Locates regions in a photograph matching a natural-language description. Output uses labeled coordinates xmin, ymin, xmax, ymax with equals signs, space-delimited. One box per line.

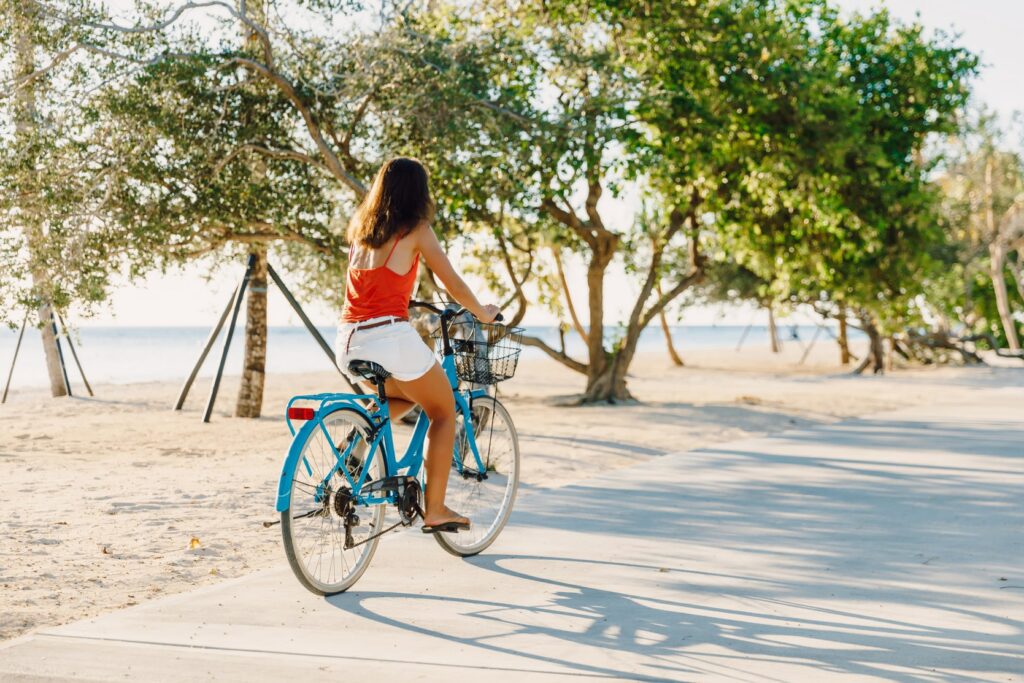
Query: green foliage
xmin=702 ymin=3 xmax=978 ymax=334
xmin=94 ymin=53 xmax=343 ymax=271
xmin=0 ymin=0 xmax=126 ymax=325
xmin=1 ymin=0 xmax=1001 ymax=375
xmin=928 ymin=110 xmax=1024 ymax=343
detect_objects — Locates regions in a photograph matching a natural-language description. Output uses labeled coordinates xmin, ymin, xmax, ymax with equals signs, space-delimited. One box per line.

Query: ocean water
xmin=0 ymin=323 xmax=843 ymax=390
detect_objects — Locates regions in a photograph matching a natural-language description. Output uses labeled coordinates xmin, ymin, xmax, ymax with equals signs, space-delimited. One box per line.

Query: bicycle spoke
xmin=435 ymin=397 xmax=519 ymax=555
xmin=283 ymin=408 xmax=386 ymax=594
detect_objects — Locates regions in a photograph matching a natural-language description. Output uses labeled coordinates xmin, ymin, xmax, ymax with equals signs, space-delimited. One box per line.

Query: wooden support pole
xmin=174 ymin=285 xmax=238 ymax=411
xmin=735 ymin=314 xmax=756 ymax=352
xmin=2 ymin=312 xmax=28 ymax=404
xmin=838 ymin=306 xmax=851 ymax=365
xmin=203 ymin=256 xmax=256 ymax=423
xmin=50 ymin=311 xmax=72 ymax=397
xmin=767 ymin=304 xmax=780 ymax=353
xmin=267 ymin=263 xmax=361 ymax=394
xmin=797 ymin=325 xmax=823 ymax=365
xmin=57 ymin=313 xmax=93 ymax=397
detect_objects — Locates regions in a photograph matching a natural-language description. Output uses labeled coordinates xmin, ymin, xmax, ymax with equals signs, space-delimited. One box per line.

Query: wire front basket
xmin=435 ymin=320 xmax=523 ymax=385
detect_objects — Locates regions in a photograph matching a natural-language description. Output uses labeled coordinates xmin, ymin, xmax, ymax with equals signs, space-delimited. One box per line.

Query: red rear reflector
xmin=288 ymin=407 xmax=315 ymax=421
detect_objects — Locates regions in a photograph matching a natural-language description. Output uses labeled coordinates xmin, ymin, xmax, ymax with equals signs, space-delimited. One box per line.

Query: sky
xmin=73 ymin=0 xmax=1024 ymax=329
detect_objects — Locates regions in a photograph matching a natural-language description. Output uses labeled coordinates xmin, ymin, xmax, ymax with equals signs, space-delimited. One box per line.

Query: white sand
xmin=1 ymin=340 xmax=1021 ymax=641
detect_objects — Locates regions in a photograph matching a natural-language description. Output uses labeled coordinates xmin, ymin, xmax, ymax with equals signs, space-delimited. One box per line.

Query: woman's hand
xmin=477 ymin=304 xmax=501 ymax=323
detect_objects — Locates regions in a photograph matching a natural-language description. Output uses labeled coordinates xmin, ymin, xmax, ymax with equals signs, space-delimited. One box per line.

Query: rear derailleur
xmin=334 ymin=478 xmax=424 ymax=550
xmin=333 ymin=489 xmax=360 ymax=549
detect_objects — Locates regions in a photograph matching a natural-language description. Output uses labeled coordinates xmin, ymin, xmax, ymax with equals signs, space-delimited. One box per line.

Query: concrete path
xmin=3 ymin=394 xmax=1023 ymax=682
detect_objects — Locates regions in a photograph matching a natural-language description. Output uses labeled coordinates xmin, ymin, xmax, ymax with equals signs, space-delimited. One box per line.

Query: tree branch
xmin=552 ymin=246 xmax=587 ymax=344
xmin=541 ymin=198 xmax=595 ymax=248
xmin=213 ymin=142 xmax=332 ymax=176
xmin=227 ymin=57 xmax=367 ymax=198
xmin=521 ymin=334 xmax=588 ymax=375
xmin=640 ymin=268 xmax=703 ymax=331
xmin=584 ymin=180 xmax=605 ymax=233
xmin=495 ymin=228 xmax=531 ymax=327
xmin=35 ymin=0 xmax=272 ymax=67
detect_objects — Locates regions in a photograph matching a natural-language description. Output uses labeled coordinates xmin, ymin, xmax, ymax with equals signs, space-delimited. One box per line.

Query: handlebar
xmin=410 ymin=300 xmax=503 ymax=323
xmin=409 ymin=300 xmax=504 ymax=359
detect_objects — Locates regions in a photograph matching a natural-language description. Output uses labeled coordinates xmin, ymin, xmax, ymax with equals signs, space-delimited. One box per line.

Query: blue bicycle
xmin=275 ymin=301 xmax=522 ymax=594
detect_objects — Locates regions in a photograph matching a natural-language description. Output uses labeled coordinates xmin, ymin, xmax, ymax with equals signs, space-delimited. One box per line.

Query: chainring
xmin=397 ymin=480 xmax=423 ymax=525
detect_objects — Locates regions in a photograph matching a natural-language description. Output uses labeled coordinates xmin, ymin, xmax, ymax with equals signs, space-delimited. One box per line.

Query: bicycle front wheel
xmin=435 ymin=395 xmax=520 ymax=557
xmin=281 ymin=406 xmax=386 ymax=595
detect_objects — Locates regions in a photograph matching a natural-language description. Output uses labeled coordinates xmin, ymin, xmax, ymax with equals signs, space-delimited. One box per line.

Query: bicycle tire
xmin=434 ymin=396 xmax=520 ymax=557
xmin=281 ymin=406 xmax=386 ymax=595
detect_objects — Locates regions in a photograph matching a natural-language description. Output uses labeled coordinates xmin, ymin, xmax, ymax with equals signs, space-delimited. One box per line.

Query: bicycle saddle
xmin=347 ymin=359 xmax=392 ymax=386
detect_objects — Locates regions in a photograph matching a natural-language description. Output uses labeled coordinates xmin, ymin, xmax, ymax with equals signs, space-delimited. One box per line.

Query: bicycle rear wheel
xmin=281 ymin=407 xmax=385 ymax=594
xmin=435 ymin=395 xmax=519 ymax=557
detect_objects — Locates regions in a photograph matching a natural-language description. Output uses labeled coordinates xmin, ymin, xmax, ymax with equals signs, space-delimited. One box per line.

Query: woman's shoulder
xmin=407 ymin=219 xmax=435 ymax=244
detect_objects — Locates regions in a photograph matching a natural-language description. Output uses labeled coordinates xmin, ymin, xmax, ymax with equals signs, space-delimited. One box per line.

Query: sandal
xmin=421 ymin=513 xmax=471 ymax=534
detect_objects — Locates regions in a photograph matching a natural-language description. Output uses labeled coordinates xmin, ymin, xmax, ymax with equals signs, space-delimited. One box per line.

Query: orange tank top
xmin=342 ymin=236 xmax=419 ymax=323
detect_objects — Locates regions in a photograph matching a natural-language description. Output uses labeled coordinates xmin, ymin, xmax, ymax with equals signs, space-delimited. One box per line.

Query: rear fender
xmin=276 ymin=403 xmax=375 ymax=512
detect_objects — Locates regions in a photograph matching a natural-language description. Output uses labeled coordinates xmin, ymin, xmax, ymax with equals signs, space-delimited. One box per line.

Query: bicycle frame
xmin=275 ymin=350 xmax=490 ymax=513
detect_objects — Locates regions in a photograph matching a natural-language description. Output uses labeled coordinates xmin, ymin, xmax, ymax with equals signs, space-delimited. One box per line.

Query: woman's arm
xmin=415 ymin=222 xmax=499 ymax=323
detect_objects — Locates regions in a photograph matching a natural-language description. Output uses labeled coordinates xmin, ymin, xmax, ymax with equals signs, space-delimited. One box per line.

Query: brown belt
xmin=344 ymin=317 xmax=402 ymax=353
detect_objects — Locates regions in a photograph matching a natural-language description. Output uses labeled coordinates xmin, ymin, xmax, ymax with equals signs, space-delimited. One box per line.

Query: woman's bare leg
xmin=373 ymin=383 xmax=415 ymax=422
xmin=385 ymin=364 xmax=467 ymax=527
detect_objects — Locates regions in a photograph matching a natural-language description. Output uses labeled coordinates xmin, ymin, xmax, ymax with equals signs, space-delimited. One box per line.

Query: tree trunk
xmin=553 ymin=247 xmax=587 ymax=345
xmin=983 ymin=154 xmax=1020 ymax=351
xmin=581 ymin=358 xmax=631 ymax=403
xmin=658 ymin=309 xmax=684 ymax=367
xmin=233 ymin=3 xmax=272 ymax=418
xmin=15 ymin=3 xmax=66 ymax=398
xmin=837 ymin=307 xmax=851 ymax=366
xmin=989 ymin=241 xmax=1020 ymax=351
xmin=767 ymin=304 xmax=780 ymax=353
xmin=1012 ymin=250 xmax=1024 ymax=306
xmin=853 ymin=313 xmax=885 ymax=375
xmin=583 ymin=330 xmax=636 ymax=404
xmin=236 ymin=247 xmax=268 ymax=417
xmin=35 ymin=305 xmax=68 ymax=397
xmin=655 ymin=283 xmax=683 ymax=366
xmin=581 ymin=235 xmax=617 ymax=401
xmin=579 ymin=201 xmax=703 ymax=402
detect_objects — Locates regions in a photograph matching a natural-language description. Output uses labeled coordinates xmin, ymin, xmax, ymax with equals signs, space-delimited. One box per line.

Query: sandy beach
xmin=2 ymin=342 xmax=1021 ymax=642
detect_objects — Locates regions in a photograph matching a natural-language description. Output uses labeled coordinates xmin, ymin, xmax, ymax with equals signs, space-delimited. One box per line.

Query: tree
xmin=94 ymin=53 xmax=347 ymax=416
xmin=712 ymin=4 xmax=976 ymax=374
xmin=405 ymin=0 xmax=775 ymax=402
xmin=0 ymin=0 xmax=121 ymax=396
xmin=936 ymin=112 xmax=1024 ymax=350
xmin=65 ymin=0 xmax=389 ymax=416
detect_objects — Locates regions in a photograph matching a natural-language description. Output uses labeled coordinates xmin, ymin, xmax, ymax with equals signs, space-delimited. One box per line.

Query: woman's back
xmin=347 ymin=231 xmax=419 ymax=273
xmin=343 ymin=231 xmax=420 ymax=323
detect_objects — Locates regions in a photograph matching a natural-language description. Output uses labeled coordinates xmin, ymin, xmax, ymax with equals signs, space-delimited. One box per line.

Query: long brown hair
xmin=347 ymin=157 xmax=435 ymax=249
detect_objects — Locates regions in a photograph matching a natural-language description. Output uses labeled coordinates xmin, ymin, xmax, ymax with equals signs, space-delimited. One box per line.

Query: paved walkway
xmin=3 ymin=394 xmax=1023 ymax=681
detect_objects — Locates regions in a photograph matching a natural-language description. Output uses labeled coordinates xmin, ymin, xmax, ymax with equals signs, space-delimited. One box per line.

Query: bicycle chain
xmin=345 ymin=518 xmax=406 ymax=549
xmin=344 ymin=497 xmax=425 ymax=550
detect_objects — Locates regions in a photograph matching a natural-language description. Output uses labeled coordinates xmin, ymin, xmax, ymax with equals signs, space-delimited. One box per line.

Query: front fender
xmin=275 ymin=403 xmax=374 ymax=512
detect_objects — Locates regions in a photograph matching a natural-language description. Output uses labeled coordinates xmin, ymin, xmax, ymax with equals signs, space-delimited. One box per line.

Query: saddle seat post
xmin=346 ymin=360 xmax=392 ymax=406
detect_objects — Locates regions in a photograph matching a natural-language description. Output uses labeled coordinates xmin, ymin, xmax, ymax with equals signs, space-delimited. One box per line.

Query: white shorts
xmin=336 ymin=316 xmax=437 ymax=382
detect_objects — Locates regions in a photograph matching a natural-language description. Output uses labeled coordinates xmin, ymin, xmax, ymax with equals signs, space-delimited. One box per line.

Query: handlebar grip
xmin=494 ymin=312 xmax=504 ymax=323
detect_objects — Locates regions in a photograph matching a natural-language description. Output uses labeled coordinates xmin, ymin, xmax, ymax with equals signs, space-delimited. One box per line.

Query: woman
xmin=337 ymin=157 xmax=500 ymax=534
